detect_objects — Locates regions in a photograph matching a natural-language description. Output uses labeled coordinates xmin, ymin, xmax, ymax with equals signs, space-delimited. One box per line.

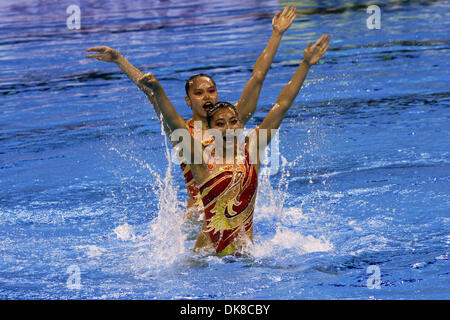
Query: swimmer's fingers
xmin=85 ymin=53 xmax=104 ymax=59
xmin=285 ymin=6 xmax=297 ymax=24
xmin=321 ymin=41 xmax=330 ymax=55
xmin=308 ymin=35 xmax=327 ymax=55
xmin=273 ymin=5 xmax=297 ymax=33
xmin=314 ymin=34 xmax=329 ymax=49
xmin=303 ymin=35 xmax=330 ymax=65
xmin=317 ymin=35 xmax=330 ymax=53
xmin=86 ymin=46 xmax=108 ymax=53
xmin=322 ymin=36 xmax=330 ymax=51
xmin=281 ymin=5 xmax=290 ymax=16
xmin=311 ymin=36 xmax=324 ymax=50
xmin=291 ymin=13 xmax=298 ymax=23
xmin=272 ymin=11 xmax=281 ymax=23
xmin=286 ymin=5 xmax=297 ymax=20
xmin=289 ymin=13 xmax=298 ymax=26
xmin=85 ymin=46 xmax=119 ymax=62
xmin=315 ymin=42 xmax=329 ymax=58
xmin=280 ymin=5 xmax=294 ymax=20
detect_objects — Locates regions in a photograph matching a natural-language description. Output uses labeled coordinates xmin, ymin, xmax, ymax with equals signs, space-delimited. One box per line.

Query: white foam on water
xmin=75 ymin=245 xmax=106 ymax=258
xmin=251 ymin=153 xmax=334 ymax=259
xmin=113 ymin=134 xmax=187 ymax=275
xmin=113 ymin=223 xmax=136 ymax=241
xmin=110 ymin=126 xmax=335 ymax=272
xmin=255 ymin=155 xmax=291 ymax=222
xmin=106 ymin=130 xmax=188 ymax=277
xmin=250 ymin=226 xmax=333 ymax=259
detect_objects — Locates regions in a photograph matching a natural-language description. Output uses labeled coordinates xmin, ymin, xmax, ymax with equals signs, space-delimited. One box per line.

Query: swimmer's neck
xmin=189 ymin=115 xmax=209 ymax=130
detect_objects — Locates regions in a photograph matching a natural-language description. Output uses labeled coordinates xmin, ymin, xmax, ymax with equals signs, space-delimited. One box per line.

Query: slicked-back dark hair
xmin=185 ymin=74 xmax=216 ymax=96
xmin=206 ymin=102 xmax=238 ymax=128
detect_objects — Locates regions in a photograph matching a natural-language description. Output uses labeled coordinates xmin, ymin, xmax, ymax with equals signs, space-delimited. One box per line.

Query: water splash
xmin=106 ymin=121 xmax=335 ymax=271
xmin=255 ymin=154 xmax=291 ymax=222
xmin=109 ymin=129 xmax=188 ymax=274
xmin=113 ymin=223 xmax=135 ymax=241
xmin=250 ymin=226 xmax=333 ymax=259
xmin=252 ymin=150 xmax=333 ymax=260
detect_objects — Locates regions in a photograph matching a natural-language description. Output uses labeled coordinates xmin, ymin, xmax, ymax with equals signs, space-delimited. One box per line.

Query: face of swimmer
xmin=185 ymin=76 xmax=218 ymax=118
xmin=209 ymin=107 xmax=242 ymax=149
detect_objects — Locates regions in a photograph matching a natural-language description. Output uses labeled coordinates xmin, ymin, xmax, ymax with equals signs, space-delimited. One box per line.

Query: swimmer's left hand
xmin=85 ymin=46 xmax=120 ymax=63
xmin=303 ymin=34 xmax=330 ymax=66
xmin=272 ymin=5 xmax=297 ymax=34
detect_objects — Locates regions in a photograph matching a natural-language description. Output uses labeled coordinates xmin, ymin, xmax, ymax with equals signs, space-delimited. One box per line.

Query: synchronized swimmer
xmin=86 ymin=5 xmax=330 ymax=256
xmin=86 ymin=5 xmax=297 ymax=221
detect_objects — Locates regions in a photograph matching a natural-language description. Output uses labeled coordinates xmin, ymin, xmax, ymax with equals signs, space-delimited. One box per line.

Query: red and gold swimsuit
xmin=199 ymin=149 xmax=258 ymax=255
xmin=179 ymin=121 xmax=214 ymax=211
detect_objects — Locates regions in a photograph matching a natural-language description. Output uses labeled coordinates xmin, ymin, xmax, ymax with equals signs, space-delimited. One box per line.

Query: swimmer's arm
xmin=116 ymin=55 xmax=146 ymax=90
xmin=86 ymin=46 xmax=171 ymax=135
xmin=139 ymin=74 xmax=203 ymax=165
xmin=114 ymin=57 xmax=174 ymax=136
xmin=235 ymin=5 xmax=297 ymax=125
xmin=138 ymin=73 xmax=186 ymax=132
xmin=257 ymin=35 xmax=330 ymax=144
xmin=114 ymin=56 xmax=173 ymax=134
xmin=86 ymin=46 xmax=151 ymax=93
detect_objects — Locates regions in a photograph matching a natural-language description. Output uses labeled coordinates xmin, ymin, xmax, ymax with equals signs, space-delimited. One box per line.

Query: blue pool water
xmin=0 ymin=0 xmax=449 ymax=299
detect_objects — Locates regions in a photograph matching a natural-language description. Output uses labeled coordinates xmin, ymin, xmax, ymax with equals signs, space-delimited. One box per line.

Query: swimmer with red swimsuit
xmin=199 ymin=141 xmax=258 ymax=255
xmin=139 ymin=35 xmax=330 ymax=255
xmin=86 ymin=6 xmax=299 ymax=221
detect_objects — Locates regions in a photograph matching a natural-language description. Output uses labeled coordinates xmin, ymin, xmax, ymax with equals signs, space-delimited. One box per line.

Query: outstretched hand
xmin=272 ymin=5 xmax=297 ymax=34
xmin=86 ymin=46 xmax=120 ymax=63
xmin=303 ymin=34 xmax=330 ymax=66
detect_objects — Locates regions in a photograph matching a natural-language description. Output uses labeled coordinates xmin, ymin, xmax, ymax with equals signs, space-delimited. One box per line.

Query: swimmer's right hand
xmin=138 ymin=73 xmax=160 ymax=89
xmin=86 ymin=46 xmax=120 ymax=62
xmin=272 ymin=5 xmax=297 ymax=34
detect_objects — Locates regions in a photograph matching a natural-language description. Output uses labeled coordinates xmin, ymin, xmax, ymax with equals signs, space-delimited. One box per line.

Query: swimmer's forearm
xmin=115 ymin=55 xmax=161 ymax=100
xmin=86 ymin=47 xmax=147 ymax=92
xmin=86 ymin=46 xmax=170 ymax=133
xmin=236 ymin=6 xmax=297 ymax=124
xmin=115 ymin=54 xmax=163 ymax=105
xmin=276 ymin=60 xmax=310 ymax=109
xmin=255 ymin=5 xmax=297 ymax=80
xmin=148 ymin=81 xmax=197 ymax=162
xmin=115 ymin=55 xmax=173 ymax=134
xmin=139 ymin=76 xmax=186 ymax=131
xmin=115 ymin=55 xmax=148 ymax=91
xmin=258 ymin=60 xmax=310 ymax=135
xmin=235 ymin=30 xmax=283 ymax=124
xmin=150 ymin=85 xmax=176 ymax=122
xmin=253 ymin=30 xmax=283 ymax=81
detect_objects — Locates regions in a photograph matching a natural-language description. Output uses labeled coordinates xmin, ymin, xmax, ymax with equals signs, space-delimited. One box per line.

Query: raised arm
xmin=235 ymin=5 xmax=297 ymax=125
xmin=86 ymin=47 xmax=150 ymax=93
xmin=139 ymin=73 xmax=205 ymax=167
xmin=257 ymin=34 xmax=330 ymax=143
xmin=86 ymin=46 xmax=171 ymax=135
xmin=138 ymin=73 xmax=187 ymax=132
